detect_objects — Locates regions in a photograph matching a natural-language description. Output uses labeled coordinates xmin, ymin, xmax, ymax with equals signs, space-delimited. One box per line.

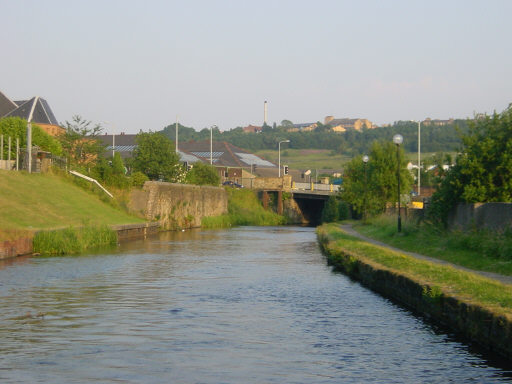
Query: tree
xmin=321 ymin=196 xmax=339 ymax=223
xmin=341 ymin=140 xmax=412 ymax=216
xmin=0 ymin=117 xmax=62 ymax=157
xmin=132 ymin=132 xmax=181 ymax=181
xmin=60 ymin=115 xmax=104 ymax=167
xmin=429 ymin=107 xmax=512 ymax=225
xmin=185 ymin=162 xmax=220 ymax=186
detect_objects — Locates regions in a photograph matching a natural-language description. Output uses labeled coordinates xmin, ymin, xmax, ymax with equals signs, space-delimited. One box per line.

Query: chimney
xmin=264 ymin=100 xmax=268 ymax=125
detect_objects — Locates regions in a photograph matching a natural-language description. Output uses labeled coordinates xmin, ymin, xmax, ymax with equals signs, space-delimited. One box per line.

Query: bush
xmin=131 ymin=171 xmax=149 ymax=187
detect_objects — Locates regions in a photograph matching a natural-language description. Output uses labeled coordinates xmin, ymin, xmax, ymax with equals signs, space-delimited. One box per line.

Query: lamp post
xmin=278 ymin=140 xmax=290 ymax=177
xmin=393 ymin=134 xmax=403 ymax=232
xmin=362 ymin=155 xmax=369 ymax=221
xmin=417 ymin=120 xmax=421 ymax=196
xmin=210 ymin=125 xmax=217 ymax=165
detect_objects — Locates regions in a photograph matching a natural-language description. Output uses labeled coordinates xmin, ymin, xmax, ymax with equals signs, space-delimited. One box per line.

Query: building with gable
xmin=0 ymin=91 xmax=64 ymax=136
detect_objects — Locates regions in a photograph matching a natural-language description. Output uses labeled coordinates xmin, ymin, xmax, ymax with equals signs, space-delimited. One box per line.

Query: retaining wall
xmin=317 ymin=230 xmax=512 ymax=360
xmin=448 ymin=202 xmax=512 ymax=231
xmin=129 ymin=181 xmax=228 ymax=230
xmin=0 ymin=237 xmax=33 ymax=259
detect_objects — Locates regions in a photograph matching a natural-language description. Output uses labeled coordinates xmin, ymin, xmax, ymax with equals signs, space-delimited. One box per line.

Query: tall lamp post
xmin=210 ymin=125 xmax=217 ymax=165
xmin=417 ymin=120 xmax=421 ymax=196
xmin=278 ymin=140 xmax=290 ymax=177
xmin=362 ymin=155 xmax=369 ymax=221
xmin=393 ymin=134 xmax=403 ymax=232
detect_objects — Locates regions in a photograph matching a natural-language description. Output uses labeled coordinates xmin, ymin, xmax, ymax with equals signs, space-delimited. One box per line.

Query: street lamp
xmin=393 ymin=134 xmax=403 ymax=232
xmin=362 ymin=155 xmax=369 ymax=221
xmin=417 ymin=120 xmax=421 ymax=196
xmin=210 ymin=125 xmax=217 ymax=165
xmin=278 ymin=140 xmax=290 ymax=177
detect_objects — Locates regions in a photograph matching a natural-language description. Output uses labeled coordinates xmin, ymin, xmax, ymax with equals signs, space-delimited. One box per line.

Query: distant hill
xmin=161 ymin=120 xmax=467 ymax=156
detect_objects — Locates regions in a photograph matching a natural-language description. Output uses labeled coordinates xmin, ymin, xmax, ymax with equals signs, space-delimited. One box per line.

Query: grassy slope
xmin=202 ymin=188 xmax=285 ymax=228
xmin=0 ymin=170 xmax=143 ymax=231
xmin=353 ymin=216 xmax=512 ymax=276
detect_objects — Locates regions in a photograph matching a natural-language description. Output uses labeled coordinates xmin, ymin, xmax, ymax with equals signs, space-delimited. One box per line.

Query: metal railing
xmin=292 ymin=182 xmax=340 ymax=192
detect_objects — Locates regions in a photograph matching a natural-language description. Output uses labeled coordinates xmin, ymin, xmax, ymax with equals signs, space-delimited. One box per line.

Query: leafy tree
xmin=341 ymin=140 xmax=412 ymax=216
xmin=132 ymin=131 xmax=181 ymax=181
xmin=321 ymin=195 xmax=339 ymax=223
xmin=60 ymin=115 xmax=104 ymax=166
xmin=112 ymin=152 xmax=125 ymax=175
xmin=185 ymin=162 xmax=220 ymax=186
xmin=0 ymin=117 xmax=62 ymax=157
xmin=429 ymin=107 xmax=512 ymax=225
xmin=280 ymin=119 xmax=294 ymax=127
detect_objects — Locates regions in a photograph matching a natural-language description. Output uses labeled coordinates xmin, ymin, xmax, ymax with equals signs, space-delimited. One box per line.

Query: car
xmin=222 ymin=181 xmax=244 ymax=188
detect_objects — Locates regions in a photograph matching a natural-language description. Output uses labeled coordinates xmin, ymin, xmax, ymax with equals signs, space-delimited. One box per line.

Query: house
xmin=0 ymin=91 xmax=64 ymax=136
xmin=242 ymin=125 xmax=262 ymax=133
xmin=324 ymin=116 xmax=373 ymax=132
xmin=286 ymin=122 xmax=317 ymax=132
xmin=96 ymin=134 xmax=275 ymax=183
xmin=422 ymin=118 xmax=455 ymax=126
xmin=97 ymin=133 xmax=139 ymax=159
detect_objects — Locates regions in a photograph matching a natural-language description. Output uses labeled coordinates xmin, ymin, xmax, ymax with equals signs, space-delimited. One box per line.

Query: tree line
xmin=160 ymin=119 xmax=468 ymax=156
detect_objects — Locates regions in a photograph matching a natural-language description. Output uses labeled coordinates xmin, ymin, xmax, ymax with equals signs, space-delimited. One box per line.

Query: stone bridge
xmin=249 ymin=176 xmax=339 ymax=225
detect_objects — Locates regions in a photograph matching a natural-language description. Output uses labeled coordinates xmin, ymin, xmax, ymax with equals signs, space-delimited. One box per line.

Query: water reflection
xmin=0 ymin=226 xmax=511 ymax=383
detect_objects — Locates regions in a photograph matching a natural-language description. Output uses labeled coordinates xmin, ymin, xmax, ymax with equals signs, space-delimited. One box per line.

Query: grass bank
xmin=0 ymin=170 xmax=144 ymax=235
xmin=354 ymin=215 xmax=512 ymax=276
xmin=317 ymin=223 xmax=512 ymax=358
xmin=202 ymin=188 xmax=286 ymax=228
xmin=33 ymin=224 xmax=117 ymax=255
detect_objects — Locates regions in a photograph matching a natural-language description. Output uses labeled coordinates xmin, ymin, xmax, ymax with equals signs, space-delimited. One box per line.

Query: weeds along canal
xmin=0 ymin=226 xmax=511 ymax=383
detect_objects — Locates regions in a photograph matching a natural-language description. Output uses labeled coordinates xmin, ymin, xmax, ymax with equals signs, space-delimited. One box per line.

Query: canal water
xmin=0 ymin=226 xmax=511 ymax=383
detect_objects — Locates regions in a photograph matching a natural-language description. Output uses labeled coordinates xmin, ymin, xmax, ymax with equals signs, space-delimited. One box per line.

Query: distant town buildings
xmin=0 ymin=90 xmax=64 ymax=136
xmin=324 ymin=116 xmax=375 ymax=132
xmin=421 ymin=118 xmax=455 ymax=126
xmin=242 ymin=125 xmax=262 ymax=133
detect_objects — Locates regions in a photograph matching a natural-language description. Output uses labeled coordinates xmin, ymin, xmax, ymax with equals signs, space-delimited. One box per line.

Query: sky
xmin=1 ymin=0 xmax=511 ymax=134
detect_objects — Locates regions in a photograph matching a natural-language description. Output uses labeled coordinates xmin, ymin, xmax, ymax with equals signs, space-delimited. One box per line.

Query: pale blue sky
xmin=1 ymin=0 xmax=511 ymax=133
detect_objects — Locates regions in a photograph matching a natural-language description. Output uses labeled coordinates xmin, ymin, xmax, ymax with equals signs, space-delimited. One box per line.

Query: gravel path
xmin=339 ymin=224 xmax=512 ymax=285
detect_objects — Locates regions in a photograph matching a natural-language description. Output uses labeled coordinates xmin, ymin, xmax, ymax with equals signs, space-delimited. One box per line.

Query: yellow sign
xmin=412 ymin=201 xmax=424 ymax=209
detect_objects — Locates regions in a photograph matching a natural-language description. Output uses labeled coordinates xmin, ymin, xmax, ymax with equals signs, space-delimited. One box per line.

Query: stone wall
xmin=0 ymin=237 xmax=33 ymax=259
xmin=129 ymin=181 xmax=228 ymax=230
xmin=448 ymin=203 xmax=512 ymax=231
xmin=252 ymin=175 xmax=292 ymax=191
xmin=317 ymin=230 xmax=512 ymax=360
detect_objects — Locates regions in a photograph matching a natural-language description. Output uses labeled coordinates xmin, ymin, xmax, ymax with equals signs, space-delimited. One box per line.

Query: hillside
xmin=0 ymin=171 xmax=144 ymax=231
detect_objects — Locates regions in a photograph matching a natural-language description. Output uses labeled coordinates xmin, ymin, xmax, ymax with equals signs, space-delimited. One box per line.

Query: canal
xmin=0 ymin=226 xmax=511 ymax=383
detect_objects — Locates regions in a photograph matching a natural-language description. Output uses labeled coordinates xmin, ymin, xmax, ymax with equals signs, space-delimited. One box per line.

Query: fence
xmin=0 ymin=135 xmax=66 ymax=173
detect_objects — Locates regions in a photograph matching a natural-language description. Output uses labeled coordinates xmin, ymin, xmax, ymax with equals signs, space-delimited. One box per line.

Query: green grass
xmin=33 ymin=224 xmax=118 ymax=255
xmin=318 ymin=223 xmax=512 ymax=316
xmin=202 ymin=188 xmax=286 ymax=228
xmin=352 ymin=215 xmax=512 ymax=276
xmin=254 ymin=148 xmax=350 ymax=171
xmin=0 ymin=170 xmax=144 ymax=234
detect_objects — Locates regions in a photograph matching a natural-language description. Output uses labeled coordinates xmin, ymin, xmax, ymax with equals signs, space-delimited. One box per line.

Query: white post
xmin=278 ymin=140 xmax=290 ymax=177
xmin=27 ymin=122 xmax=32 ymax=173
xmin=16 ymin=138 xmax=19 ymax=171
xmin=278 ymin=141 xmax=281 ymax=177
xmin=8 ymin=136 xmax=11 ymax=161
xmin=210 ymin=125 xmax=213 ymax=165
xmin=418 ymin=120 xmax=421 ymax=196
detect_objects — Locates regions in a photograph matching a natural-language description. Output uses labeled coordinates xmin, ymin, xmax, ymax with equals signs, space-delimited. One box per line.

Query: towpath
xmin=339 ymin=224 xmax=512 ymax=286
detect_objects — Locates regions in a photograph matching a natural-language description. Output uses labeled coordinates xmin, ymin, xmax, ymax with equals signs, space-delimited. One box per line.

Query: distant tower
xmin=264 ymin=100 xmax=268 ymax=125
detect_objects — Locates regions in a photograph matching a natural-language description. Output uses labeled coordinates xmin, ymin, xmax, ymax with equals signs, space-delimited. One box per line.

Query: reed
xmin=33 ymin=224 xmax=117 ymax=255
